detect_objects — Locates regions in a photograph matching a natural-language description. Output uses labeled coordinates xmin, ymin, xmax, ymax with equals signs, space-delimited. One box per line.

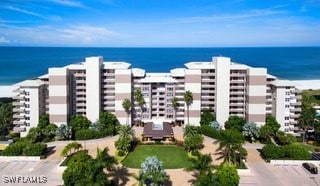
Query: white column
xmin=85 ymin=56 xmax=102 ymax=123
xmin=214 ymin=57 xmax=230 ymax=127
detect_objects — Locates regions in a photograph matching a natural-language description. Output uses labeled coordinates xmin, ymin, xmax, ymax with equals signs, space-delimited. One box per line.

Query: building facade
xmin=12 ymin=56 xmax=301 ymax=137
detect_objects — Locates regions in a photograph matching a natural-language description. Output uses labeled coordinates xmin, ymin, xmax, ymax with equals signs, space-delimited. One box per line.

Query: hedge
xmin=75 ymin=129 xmax=102 ymax=140
xmin=262 ymin=143 xmax=311 ymax=160
xmin=200 ymin=125 xmax=221 ymax=139
xmin=2 ymin=141 xmax=47 ymax=156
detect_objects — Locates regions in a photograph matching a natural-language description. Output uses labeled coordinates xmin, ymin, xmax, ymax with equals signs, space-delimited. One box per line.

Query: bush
xmin=217 ymin=165 xmax=240 ymax=186
xmin=118 ymin=150 xmax=125 ymax=157
xmin=75 ymin=129 xmax=101 ymax=140
xmin=200 ymin=125 xmax=221 ymax=139
xmin=262 ymin=144 xmax=284 ymax=160
xmin=23 ymin=143 xmax=47 ymax=156
xmin=2 ymin=141 xmax=28 ymax=156
xmin=2 ymin=141 xmax=47 ymax=157
xmin=283 ymin=144 xmax=311 ymax=160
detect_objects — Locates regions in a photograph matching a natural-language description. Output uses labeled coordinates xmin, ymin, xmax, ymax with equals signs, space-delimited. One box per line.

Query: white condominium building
xmin=12 ymin=56 xmax=301 ymax=137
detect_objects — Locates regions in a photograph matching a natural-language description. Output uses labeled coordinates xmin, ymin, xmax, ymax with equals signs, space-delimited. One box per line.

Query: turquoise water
xmin=0 ymin=47 xmax=319 ymax=85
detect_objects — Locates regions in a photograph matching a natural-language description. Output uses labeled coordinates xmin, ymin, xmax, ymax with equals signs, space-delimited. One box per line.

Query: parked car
xmin=302 ymin=163 xmax=318 ymax=174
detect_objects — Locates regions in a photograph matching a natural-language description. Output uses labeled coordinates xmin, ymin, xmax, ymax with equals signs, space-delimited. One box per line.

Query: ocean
xmin=0 ymin=47 xmax=319 ymax=85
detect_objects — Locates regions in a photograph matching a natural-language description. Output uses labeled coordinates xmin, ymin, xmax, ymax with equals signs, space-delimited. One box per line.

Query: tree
xmin=42 ymin=123 xmax=57 ymax=142
xmin=122 ymin=98 xmax=132 ymax=126
xmin=171 ymin=97 xmax=179 ymax=124
xmin=183 ymin=125 xmax=200 ymax=138
xmin=283 ymin=144 xmax=311 ymax=160
xmin=184 ymin=134 xmax=204 ymax=154
xmin=194 ymin=171 xmax=219 ymax=186
xmin=186 ymin=154 xmax=213 ymax=174
xmin=299 ymin=102 xmax=316 ymax=142
xmin=134 ymin=88 xmax=145 ymax=126
xmin=209 ymin=121 xmax=221 ymax=131
xmin=224 ymin=116 xmax=246 ymax=132
xmin=26 ymin=127 xmax=43 ymax=143
xmin=115 ymin=137 xmax=131 ymax=154
xmin=69 ymin=115 xmax=91 ymax=138
xmin=216 ymin=165 xmax=240 ymax=186
xmin=63 ymin=148 xmax=115 ymax=186
xmin=98 ymin=111 xmax=118 ymax=136
xmin=265 ymin=116 xmax=281 ymax=135
xmin=118 ymin=125 xmax=135 ymax=141
xmin=55 ymin=124 xmax=71 ymax=140
xmin=275 ymin=131 xmax=297 ymax=145
xmin=0 ymin=103 xmax=13 ymax=136
xmin=216 ymin=129 xmax=247 ymax=166
xmin=61 ymin=142 xmax=82 ymax=157
xmin=200 ymin=108 xmax=215 ymax=126
xmin=38 ymin=114 xmax=50 ymax=129
xmin=242 ymin=122 xmax=260 ymax=142
xmin=184 ymin=90 xmax=193 ymax=125
xmin=139 ymin=156 xmax=168 ymax=186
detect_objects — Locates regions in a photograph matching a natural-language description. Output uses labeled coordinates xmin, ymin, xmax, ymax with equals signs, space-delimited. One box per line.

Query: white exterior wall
xmin=185 ymin=69 xmax=201 ymax=126
xmin=275 ymin=88 xmax=287 ymax=131
xmin=214 ymin=57 xmax=230 ymax=127
xmin=20 ymin=88 xmax=40 ymax=137
xmin=85 ymin=57 xmax=102 ymax=123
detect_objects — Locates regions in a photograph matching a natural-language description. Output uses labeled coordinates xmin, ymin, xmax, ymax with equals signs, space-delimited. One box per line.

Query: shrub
xmin=75 ymin=129 xmax=101 ymax=140
xmin=23 ymin=143 xmax=47 ymax=156
xmin=262 ymin=144 xmax=284 ymax=160
xmin=217 ymin=165 xmax=239 ymax=186
xmin=200 ymin=125 xmax=221 ymax=139
xmin=2 ymin=141 xmax=28 ymax=156
xmin=118 ymin=150 xmax=125 ymax=157
xmin=283 ymin=144 xmax=311 ymax=160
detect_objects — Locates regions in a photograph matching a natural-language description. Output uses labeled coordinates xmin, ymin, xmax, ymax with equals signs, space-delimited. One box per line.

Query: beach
xmin=1 ymin=80 xmax=320 ymax=98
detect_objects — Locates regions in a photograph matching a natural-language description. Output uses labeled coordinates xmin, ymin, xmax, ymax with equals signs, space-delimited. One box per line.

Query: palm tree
xmin=184 ymin=90 xmax=193 ymax=125
xmin=95 ymin=147 xmax=117 ymax=171
xmin=186 ymin=154 xmax=213 ymax=175
xmin=171 ymin=97 xmax=179 ymax=125
xmin=118 ymin=125 xmax=135 ymax=140
xmin=299 ymin=102 xmax=316 ymax=143
xmin=122 ymin=98 xmax=132 ymax=126
xmin=134 ymin=88 xmax=145 ymax=126
xmin=61 ymin=142 xmax=82 ymax=157
xmin=183 ymin=125 xmax=199 ymax=138
xmin=215 ymin=129 xmax=247 ymax=166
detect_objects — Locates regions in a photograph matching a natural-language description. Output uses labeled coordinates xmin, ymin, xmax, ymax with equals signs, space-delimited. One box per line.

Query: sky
xmin=0 ymin=0 xmax=320 ymax=47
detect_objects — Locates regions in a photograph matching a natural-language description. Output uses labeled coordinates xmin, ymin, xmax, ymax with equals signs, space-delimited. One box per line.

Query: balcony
xmin=290 ymin=102 xmax=301 ymax=106
xmin=13 ymin=120 xmax=25 ymax=125
xmin=13 ymin=95 xmax=24 ymax=100
xmin=230 ymin=96 xmax=244 ymax=101
xmin=290 ymin=114 xmax=300 ymax=119
xmin=13 ymin=127 xmax=26 ymax=133
xmin=230 ymin=91 xmax=244 ymax=95
xmin=13 ymin=89 xmax=24 ymax=93
xmin=13 ymin=108 xmax=24 ymax=112
xmin=290 ymin=108 xmax=302 ymax=112
xmin=290 ymin=120 xmax=298 ymax=125
xmin=12 ymin=102 xmax=24 ymax=106
xmin=13 ymin=114 xmax=25 ymax=119
xmin=76 ymin=86 xmax=86 ymax=90
xmin=291 ymin=95 xmax=302 ymax=100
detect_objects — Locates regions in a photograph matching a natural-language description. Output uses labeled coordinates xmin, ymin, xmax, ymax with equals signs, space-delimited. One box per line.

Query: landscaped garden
xmin=122 ymin=145 xmax=192 ymax=169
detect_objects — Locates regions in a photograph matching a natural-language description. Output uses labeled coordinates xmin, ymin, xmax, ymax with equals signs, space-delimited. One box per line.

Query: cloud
xmin=0 ymin=36 xmax=10 ymax=43
xmin=173 ymin=9 xmax=286 ymax=24
xmin=0 ymin=24 xmax=124 ymax=46
xmin=47 ymin=0 xmax=89 ymax=9
xmin=5 ymin=6 xmax=43 ymax=18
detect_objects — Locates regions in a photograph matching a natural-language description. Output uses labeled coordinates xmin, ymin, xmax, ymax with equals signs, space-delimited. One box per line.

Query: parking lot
xmin=240 ymin=162 xmax=320 ymax=186
xmin=0 ymin=160 xmax=63 ymax=186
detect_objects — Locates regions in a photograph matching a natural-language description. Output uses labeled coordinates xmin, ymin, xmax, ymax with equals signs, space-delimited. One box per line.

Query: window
xmin=25 ymin=92 xmax=30 ymax=95
xmin=142 ymin=87 xmax=149 ymax=91
xmin=285 ymin=122 xmax=289 ymax=126
xmin=285 ymin=92 xmax=290 ymax=95
xmin=167 ymin=109 xmax=173 ymax=113
xmin=285 ymin=128 xmax=289 ymax=132
xmin=167 ymin=87 xmax=173 ymax=91
xmin=285 ymin=98 xmax=290 ymax=102
xmin=142 ymin=93 xmax=149 ymax=97
xmin=285 ymin=105 xmax=290 ymax=108
xmin=285 ymin=117 xmax=289 ymax=120
xmin=25 ymin=104 xmax=30 ymax=108
xmin=25 ymin=98 xmax=30 ymax=102
xmin=25 ymin=111 xmax=30 ymax=114
xmin=167 ymin=92 xmax=173 ymax=97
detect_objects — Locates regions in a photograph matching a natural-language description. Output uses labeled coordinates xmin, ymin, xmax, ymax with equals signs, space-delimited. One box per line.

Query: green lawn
xmin=122 ymin=145 xmax=192 ymax=169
